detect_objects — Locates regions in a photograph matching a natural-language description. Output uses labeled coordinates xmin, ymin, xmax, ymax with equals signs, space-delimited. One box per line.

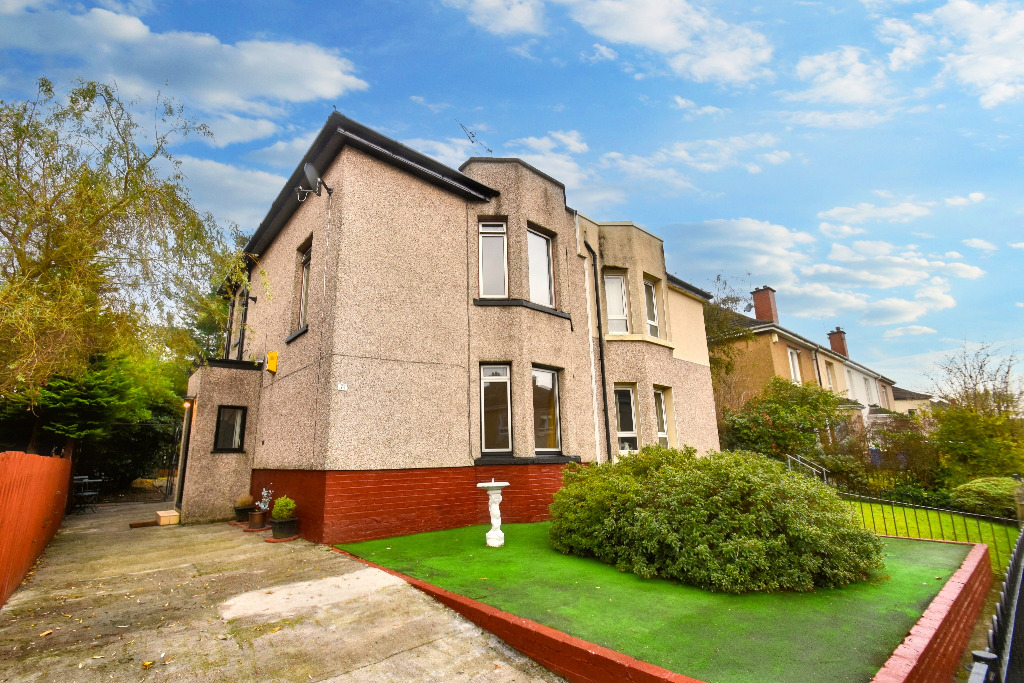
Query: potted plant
xmin=270 ymin=495 xmax=298 ymax=539
xmin=233 ymin=493 xmax=255 ymax=523
xmin=248 ymin=487 xmax=272 ymax=529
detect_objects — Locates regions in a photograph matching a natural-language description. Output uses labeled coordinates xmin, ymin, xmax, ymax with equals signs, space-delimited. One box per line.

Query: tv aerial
xmin=295 ymin=163 xmax=333 ymax=202
xmin=457 ymin=120 xmax=492 ymax=155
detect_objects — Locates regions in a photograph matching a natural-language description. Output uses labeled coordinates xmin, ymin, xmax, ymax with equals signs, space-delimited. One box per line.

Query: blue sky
xmin=2 ymin=0 xmax=1022 ymax=391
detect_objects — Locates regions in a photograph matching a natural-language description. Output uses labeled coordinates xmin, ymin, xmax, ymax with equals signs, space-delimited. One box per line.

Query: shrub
xmin=549 ymin=446 xmax=884 ymax=594
xmin=235 ymin=493 xmax=254 ymax=508
xmin=951 ymin=477 xmax=1019 ymax=518
xmin=272 ymin=495 xmax=297 ymax=520
xmin=880 ymin=483 xmax=954 ymax=510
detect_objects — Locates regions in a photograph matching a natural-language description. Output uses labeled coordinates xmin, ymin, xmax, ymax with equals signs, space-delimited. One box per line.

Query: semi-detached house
xmin=174 ymin=113 xmax=720 ymax=544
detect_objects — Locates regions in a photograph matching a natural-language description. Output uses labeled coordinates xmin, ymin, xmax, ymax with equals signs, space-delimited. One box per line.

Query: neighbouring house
xmin=891 ymin=387 xmax=936 ymax=417
xmin=717 ymin=285 xmax=896 ymax=425
xmin=174 ymin=113 xmax=720 ymax=544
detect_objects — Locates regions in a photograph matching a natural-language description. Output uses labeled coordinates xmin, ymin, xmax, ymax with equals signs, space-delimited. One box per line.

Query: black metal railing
xmin=969 ymin=529 xmax=1024 ymax=682
xmin=840 ymin=492 xmax=1019 ymax=573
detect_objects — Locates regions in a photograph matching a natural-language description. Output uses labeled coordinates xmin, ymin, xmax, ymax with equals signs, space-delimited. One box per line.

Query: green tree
xmin=0 ymin=77 xmax=241 ymax=400
xmin=867 ymin=411 xmax=940 ymax=488
xmin=703 ymin=275 xmax=755 ymax=400
xmin=931 ymin=405 xmax=1024 ymax=487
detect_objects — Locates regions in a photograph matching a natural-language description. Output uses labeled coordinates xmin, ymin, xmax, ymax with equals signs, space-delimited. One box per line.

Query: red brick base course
xmin=252 ymin=463 xmax=570 ymax=544
xmin=872 ymin=541 xmax=992 ymax=683
xmin=333 ymin=548 xmax=705 ymax=683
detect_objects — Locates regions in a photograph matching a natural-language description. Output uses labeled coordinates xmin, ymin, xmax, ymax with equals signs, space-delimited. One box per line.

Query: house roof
xmin=244 ymin=113 xmax=500 ymax=256
xmin=728 ymin=311 xmax=897 ymax=385
xmin=666 ymin=274 xmax=712 ymax=301
xmin=460 ymin=157 xmax=566 ymax=191
xmin=891 ymin=386 xmax=933 ymax=401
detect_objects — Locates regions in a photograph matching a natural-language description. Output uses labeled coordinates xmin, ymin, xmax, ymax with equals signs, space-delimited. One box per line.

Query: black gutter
xmin=585 ymin=239 xmax=613 ymax=463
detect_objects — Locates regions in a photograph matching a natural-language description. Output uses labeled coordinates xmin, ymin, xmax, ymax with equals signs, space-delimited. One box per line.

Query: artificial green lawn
xmin=340 ymin=522 xmax=970 ymax=683
xmin=849 ymin=500 xmax=1019 ymax=573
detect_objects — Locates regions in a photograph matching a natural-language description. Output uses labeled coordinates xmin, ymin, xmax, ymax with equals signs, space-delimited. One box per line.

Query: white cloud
xmin=673 ymin=96 xmax=696 ymax=109
xmin=962 ymin=237 xmax=998 ymax=251
xmin=582 ymin=43 xmax=617 ymax=62
xmin=1017 ymin=302 xmax=1024 ymax=308
xmin=944 ymin=191 xmax=986 ymax=206
xmin=549 ymin=130 xmax=589 ymax=153
xmin=781 ymin=110 xmax=890 ymax=129
xmin=818 ymin=200 xmax=932 ymax=224
xmin=663 ymin=133 xmax=788 ymax=173
xmin=883 ymin=325 xmax=938 ymax=338
xmin=600 ymin=152 xmax=697 ymax=192
xmin=1010 ymin=242 xmax=1024 ymax=249
xmin=402 ymin=137 xmax=476 ymax=169
xmin=757 ymin=150 xmax=792 ymax=165
xmin=0 ymin=5 xmax=368 ymax=119
xmin=509 ymin=38 xmax=541 ymax=59
xmin=810 ymin=240 xmax=983 ymax=289
xmin=673 ymin=96 xmax=728 ymax=117
xmin=442 ymin=0 xmax=545 ymax=34
xmin=247 ymin=130 xmax=320 ymax=167
xmin=923 ymin=0 xmax=1024 ymax=107
xmin=819 ymin=222 xmax=866 ymax=238
xmin=204 ymin=114 xmax=278 ymax=148
xmin=176 ymin=156 xmax=286 ymax=228
xmin=877 ymin=17 xmax=934 ymax=70
xmin=787 ymin=46 xmax=891 ymax=105
xmin=410 ymin=95 xmax=450 ymax=113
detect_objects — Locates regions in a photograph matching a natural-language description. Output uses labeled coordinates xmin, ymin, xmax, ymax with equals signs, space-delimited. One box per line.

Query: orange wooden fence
xmin=0 ymin=451 xmax=71 ymax=607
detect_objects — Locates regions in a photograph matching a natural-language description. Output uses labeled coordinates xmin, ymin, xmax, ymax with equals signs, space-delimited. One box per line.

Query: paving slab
xmin=0 ymin=502 xmax=564 ymax=682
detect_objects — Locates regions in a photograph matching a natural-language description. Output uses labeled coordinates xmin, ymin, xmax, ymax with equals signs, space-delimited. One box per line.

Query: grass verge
xmin=341 ymin=522 xmax=970 ymax=683
xmin=848 ymin=500 xmax=1018 ymax=573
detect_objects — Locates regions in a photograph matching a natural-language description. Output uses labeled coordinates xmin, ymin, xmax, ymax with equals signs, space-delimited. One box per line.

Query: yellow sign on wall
xmin=267 ymin=351 xmax=278 ymax=373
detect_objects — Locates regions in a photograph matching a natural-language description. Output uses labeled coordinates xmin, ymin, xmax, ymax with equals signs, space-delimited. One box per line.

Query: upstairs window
xmin=788 ymin=348 xmax=802 ymax=383
xmin=825 ymin=362 xmax=836 ymax=390
xmin=604 ymin=274 xmax=629 ymax=334
xmin=214 ymin=406 xmax=246 ymax=452
xmin=532 ymin=367 xmax=561 ymax=453
xmin=481 ymin=365 xmax=511 ymax=452
xmin=864 ymin=377 xmax=874 ymax=404
xmin=527 ymin=230 xmax=554 ymax=307
xmin=614 ymin=386 xmax=638 ymax=453
xmin=479 ymin=222 xmax=508 ymax=298
xmin=644 ymin=280 xmax=659 ymax=337
xmin=298 ymin=246 xmax=311 ymax=328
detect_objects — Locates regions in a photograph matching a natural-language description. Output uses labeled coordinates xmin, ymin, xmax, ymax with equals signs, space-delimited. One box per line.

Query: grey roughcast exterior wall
xmin=176 ymin=112 xmax=720 ymax=526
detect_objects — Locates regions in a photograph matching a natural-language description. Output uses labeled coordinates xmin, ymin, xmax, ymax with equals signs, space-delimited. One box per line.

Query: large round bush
xmin=549 ymin=446 xmax=884 ymax=594
xmin=951 ymin=477 xmax=1019 ymax=518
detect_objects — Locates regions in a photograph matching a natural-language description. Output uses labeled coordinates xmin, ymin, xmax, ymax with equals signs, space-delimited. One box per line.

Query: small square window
xmin=214 ymin=406 xmax=246 ymax=452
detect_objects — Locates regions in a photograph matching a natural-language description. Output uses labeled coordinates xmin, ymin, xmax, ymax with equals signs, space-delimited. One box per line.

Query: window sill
xmin=605 ymin=333 xmax=675 ymax=350
xmin=211 ymin=449 xmax=246 ymax=454
xmin=285 ymin=325 xmax=308 ymax=344
xmin=473 ymin=298 xmax=571 ymax=321
xmin=475 ymin=454 xmax=581 ymax=466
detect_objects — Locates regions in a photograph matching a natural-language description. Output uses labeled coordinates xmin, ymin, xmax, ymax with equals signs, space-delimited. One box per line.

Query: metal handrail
xmin=786 ymin=453 xmax=829 ymax=485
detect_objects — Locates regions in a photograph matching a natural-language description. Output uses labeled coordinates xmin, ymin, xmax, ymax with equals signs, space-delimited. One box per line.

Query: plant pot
xmin=248 ymin=509 xmax=268 ymax=529
xmin=234 ymin=505 xmax=255 ymax=523
xmin=270 ymin=517 xmax=298 ymax=539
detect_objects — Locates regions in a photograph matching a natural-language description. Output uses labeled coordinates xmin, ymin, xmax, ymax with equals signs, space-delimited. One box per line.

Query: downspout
xmin=584 ymin=238 xmax=613 ymax=463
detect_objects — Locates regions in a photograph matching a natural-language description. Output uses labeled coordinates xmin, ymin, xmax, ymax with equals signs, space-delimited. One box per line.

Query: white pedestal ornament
xmin=476 ymin=479 xmax=510 ymax=547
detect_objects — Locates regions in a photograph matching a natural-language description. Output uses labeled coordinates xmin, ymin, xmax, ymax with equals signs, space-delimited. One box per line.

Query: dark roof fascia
xmin=892 ymin=386 xmax=933 ymax=401
xmin=666 ymin=274 xmax=712 ymax=301
xmin=245 ymin=113 xmax=499 ymax=256
xmin=460 ymin=157 xmax=567 ymax=192
xmin=741 ymin=322 xmax=896 ymax=385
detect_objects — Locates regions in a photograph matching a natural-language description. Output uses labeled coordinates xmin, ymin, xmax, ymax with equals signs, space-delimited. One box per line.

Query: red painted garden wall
xmin=251 ymin=463 xmax=568 ymax=544
xmin=0 ymin=451 xmax=71 ymax=607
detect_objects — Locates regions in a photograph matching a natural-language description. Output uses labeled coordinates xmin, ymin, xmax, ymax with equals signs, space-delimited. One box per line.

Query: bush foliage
xmin=951 ymin=477 xmax=1019 ymax=518
xmin=272 ymin=495 xmax=297 ymax=520
xmin=549 ymin=446 xmax=884 ymax=594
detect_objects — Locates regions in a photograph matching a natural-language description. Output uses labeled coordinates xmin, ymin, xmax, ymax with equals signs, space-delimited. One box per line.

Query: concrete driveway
xmin=0 ymin=502 xmax=563 ymax=682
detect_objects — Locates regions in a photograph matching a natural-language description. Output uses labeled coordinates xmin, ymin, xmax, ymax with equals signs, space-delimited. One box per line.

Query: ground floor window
xmin=481 ymin=365 xmax=511 ymax=452
xmin=614 ymin=386 xmax=637 ymax=453
xmin=532 ymin=367 xmax=561 ymax=453
xmin=214 ymin=406 xmax=246 ymax=452
xmin=654 ymin=388 xmax=669 ymax=448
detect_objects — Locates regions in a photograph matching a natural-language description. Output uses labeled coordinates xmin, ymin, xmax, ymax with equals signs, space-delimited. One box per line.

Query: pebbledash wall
xmin=176 ymin=113 xmax=720 ymax=544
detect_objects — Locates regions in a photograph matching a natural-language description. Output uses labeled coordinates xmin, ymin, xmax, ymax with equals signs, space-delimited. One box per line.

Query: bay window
xmin=479 ymin=222 xmax=508 ymax=298
xmin=532 ymin=367 xmax=560 ymax=453
xmin=527 ymin=230 xmax=554 ymax=307
xmin=481 ymin=365 xmax=512 ymax=452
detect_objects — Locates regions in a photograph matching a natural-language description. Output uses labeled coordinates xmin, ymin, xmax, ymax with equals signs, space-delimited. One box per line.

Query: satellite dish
xmin=295 ymin=163 xmax=333 ymax=202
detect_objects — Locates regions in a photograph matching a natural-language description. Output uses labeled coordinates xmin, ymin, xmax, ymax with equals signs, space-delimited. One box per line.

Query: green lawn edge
xmin=340 ymin=522 xmax=970 ymax=683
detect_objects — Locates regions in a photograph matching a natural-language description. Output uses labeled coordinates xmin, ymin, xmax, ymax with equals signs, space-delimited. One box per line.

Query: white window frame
xmin=480 ymin=365 xmax=512 ymax=453
xmin=880 ymin=385 xmax=889 ymax=409
xmin=614 ymin=385 xmax=638 ymax=454
xmin=527 ymin=229 xmax=554 ymax=308
xmin=532 ymin=367 xmax=561 ymax=454
xmin=864 ymin=377 xmax=874 ymax=405
xmin=825 ymin=362 xmax=836 ymax=390
xmin=478 ymin=222 xmax=508 ymax=299
xmin=847 ymin=369 xmax=857 ymax=400
xmin=653 ymin=388 xmax=669 ymax=448
xmin=788 ymin=348 xmax=802 ymax=383
xmin=644 ymin=280 xmax=659 ymax=338
xmin=298 ymin=246 xmax=311 ymax=328
xmin=604 ymin=273 xmax=630 ymax=334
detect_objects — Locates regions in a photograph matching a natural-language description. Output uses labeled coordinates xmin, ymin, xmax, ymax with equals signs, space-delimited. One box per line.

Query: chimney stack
xmin=751 ymin=286 xmax=779 ymax=324
xmin=828 ymin=326 xmax=848 ymax=357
